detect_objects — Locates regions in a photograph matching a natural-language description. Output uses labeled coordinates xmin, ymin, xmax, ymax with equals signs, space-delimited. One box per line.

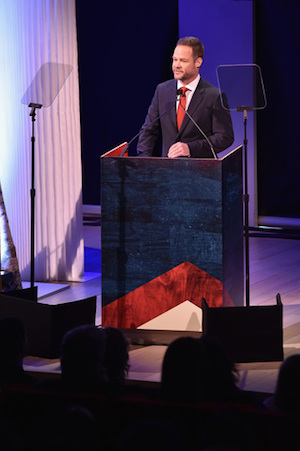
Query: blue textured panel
xmin=101 ymin=149 xmax=243 ymax=306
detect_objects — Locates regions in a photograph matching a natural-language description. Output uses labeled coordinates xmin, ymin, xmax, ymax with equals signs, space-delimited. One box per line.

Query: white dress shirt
xmin=177 ymin=74 xmax=200 ymax=111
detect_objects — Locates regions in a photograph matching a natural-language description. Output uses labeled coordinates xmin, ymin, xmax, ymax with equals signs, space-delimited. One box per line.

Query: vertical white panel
xmin=0 ymin=0 xmax=84 ymax=281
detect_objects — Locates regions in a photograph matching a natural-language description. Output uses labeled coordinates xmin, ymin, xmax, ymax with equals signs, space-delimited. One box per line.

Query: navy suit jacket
xmin=137 ymin=77 xmax=234 ymax=158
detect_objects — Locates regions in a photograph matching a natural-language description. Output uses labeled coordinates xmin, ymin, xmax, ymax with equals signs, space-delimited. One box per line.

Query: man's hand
xmin=168 ymin=142 xmax=190 ymax=158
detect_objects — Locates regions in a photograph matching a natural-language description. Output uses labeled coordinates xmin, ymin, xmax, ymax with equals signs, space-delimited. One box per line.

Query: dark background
xmin=76 ymin=0 xmax=178 ymax=205
xmin=256 ymin=0 xmax=300 ymax=219
xmin=76 ymin=0 xmax=300 ymax=221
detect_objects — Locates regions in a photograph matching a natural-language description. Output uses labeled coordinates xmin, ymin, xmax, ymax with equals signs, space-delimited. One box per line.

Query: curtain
xmin=0 ymin=0 xmax=84 ymax=282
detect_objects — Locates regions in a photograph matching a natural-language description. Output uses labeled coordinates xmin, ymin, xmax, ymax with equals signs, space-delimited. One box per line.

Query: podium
xmin=101 ymin=146 xmax=243 ymax=329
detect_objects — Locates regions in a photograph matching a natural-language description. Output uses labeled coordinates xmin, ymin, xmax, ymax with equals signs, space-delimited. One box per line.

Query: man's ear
xmin=196 ymin=57 xmax=203 ymax=69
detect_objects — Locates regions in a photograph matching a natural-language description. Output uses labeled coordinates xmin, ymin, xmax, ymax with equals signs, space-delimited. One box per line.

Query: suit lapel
xmin=178 ymin=78 xmax=205 ymax=135
xmin=165 ymin=80 xmax=178 ymax=131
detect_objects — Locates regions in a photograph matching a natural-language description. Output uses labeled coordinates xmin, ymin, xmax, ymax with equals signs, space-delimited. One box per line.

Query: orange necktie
xmin=177 ymin=87 xmax=189 ymax=130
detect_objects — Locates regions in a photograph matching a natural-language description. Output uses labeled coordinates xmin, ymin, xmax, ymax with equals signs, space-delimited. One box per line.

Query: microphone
xmin=120 ymin=101 xmax=176 ymax=157
xmin=176 ymin=88 xmax=217 ymax=159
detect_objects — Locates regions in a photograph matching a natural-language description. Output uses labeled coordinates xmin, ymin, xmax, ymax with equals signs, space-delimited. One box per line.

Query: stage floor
xmin=23 ymin=224 xmax=300 ymax=395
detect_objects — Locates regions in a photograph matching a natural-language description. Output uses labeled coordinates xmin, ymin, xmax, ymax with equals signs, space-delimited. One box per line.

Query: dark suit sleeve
xmin=136 ymin=87 xmax=161 ymax=156
xmin=187 ymin=91 xmax=234 ymax=158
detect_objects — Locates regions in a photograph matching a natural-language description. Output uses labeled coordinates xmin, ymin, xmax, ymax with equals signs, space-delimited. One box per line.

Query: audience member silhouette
xmin=60 ymin=324 xmax=108 ymax=392
xmin=103 ymin=326 xmax=129 ymax=384
xmin=161 ymin=334 xmax=262 ymax=406
xmin=198 ymin=334 xmax=263 ymax=406
xmin=197 ymin=334 xmax=241 ymax=404
xmin=103 ymin=326 xmax=160 ymax=399
xmin=0 ymin=316 xmax=37 ymax=385
xmin=161 ymin=336 xmax=204 ymax=402
xmin=161 ymin=335 xmax=264 ymax=449
xmin=264 ymin=353 xmax=300 ymax=415
xmin=34 ymin=324 xmax=108 ymax=395
xmin=24 ymin=325 xmax=112 ymax=448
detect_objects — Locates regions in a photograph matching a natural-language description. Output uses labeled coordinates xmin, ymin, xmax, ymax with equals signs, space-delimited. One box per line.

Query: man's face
xmin=172 ymin=45 xmax=202 ymax=85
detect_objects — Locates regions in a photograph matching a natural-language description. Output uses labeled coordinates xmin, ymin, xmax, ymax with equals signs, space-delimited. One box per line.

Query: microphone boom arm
xmin=183 ymin=108 xmax=217 ymax=160
xmin=177 ymin=88 xmax=217 ymax=160
xmin=121 ymin=89 xmax=218 ymax=159
xmin=120 ymin=103 xmax=177 ymax=157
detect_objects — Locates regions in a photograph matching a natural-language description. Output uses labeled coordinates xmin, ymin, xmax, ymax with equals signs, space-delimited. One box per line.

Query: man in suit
xmin=137 ymin=36 xmax=234 ymax=158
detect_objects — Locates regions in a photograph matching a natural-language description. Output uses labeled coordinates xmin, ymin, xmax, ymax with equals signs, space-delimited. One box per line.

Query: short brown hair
xmin=176 ymin=36 xmax=204 ymax=60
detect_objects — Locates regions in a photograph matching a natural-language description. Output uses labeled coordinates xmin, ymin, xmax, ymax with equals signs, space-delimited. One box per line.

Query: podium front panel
xmin=101 ymin=149 xmax=243 ymax=311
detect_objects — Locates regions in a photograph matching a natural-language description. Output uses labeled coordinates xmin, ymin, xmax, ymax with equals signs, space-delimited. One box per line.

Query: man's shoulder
xmin=198 ymin=77 xmax=219 ymax=92
xmin=197 ymin=77 xmax=220 ymax=99
xmin=154 ymin=79 xmax=176 ymax=102
xmin=156 ymin=79 xmax=176 ymax=91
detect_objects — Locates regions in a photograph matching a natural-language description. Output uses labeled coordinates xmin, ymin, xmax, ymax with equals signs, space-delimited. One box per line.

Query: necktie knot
xmin=177 ymin=87 xmax=189 ymax=130
xmin=180 ymin=87 xmax=189 ymax=97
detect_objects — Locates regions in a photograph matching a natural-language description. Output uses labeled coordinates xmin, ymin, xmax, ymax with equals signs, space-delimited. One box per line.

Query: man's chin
xmin=173 ymin=73 xmax=183 ymax=80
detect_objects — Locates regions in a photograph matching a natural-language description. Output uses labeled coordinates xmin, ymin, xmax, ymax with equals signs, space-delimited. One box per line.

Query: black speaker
xmin=202 ymin=294 xmax=283 ymax=363
xmin=0 ymin=286 xmax=38 ymax=301
xmin=0 ymin=294 xmax=96 ymax=358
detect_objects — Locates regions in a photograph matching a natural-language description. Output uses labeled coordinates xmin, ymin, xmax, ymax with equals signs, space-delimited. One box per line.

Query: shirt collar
xmin=177 ymin=74 xmax=200 ymax=93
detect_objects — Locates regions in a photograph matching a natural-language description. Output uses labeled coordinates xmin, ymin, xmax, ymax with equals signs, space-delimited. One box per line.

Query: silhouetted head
xmin=60 ymin=325 xmax=107 ymax=384
xmin=103 ymin=327 xmax=129 ymax=383
xmin=198 ymin=334 xmax=239 ymax=403
xmin=161 ymin=336 xmax=204 ymax=402
xmin=274 ymin=353 xmax=300 ymax=414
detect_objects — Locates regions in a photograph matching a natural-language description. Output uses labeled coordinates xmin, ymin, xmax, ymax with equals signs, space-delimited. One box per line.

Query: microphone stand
xmin=177 ymin=90 xmax=217 ymax=160
xmin=121 ymin=95 xmax=185 ymax=157
xmin=29 ymin=102 xmax=42 ymax=291
xmin=120 ymin=105 xmax=176 ymax=157
xmin=182 ymin=108 xmax=217 ymax=160
xmin=120 ymin=131 xmax=139 ymax=157
xmin=122 ymin=89 xmax=218 ymax=160
xmin=237 ymin=106 xmax=252 ymax=307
